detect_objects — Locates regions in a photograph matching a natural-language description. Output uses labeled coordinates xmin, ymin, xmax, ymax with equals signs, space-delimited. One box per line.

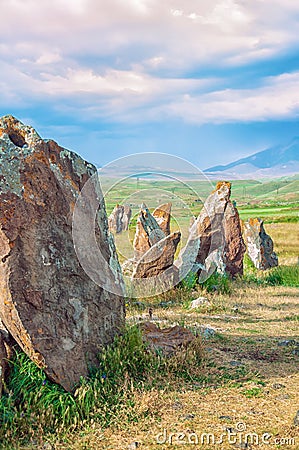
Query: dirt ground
xmin=49 ymin=284 xmax=299 ymax=450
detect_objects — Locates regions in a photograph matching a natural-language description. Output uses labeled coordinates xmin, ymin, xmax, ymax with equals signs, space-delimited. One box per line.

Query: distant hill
xmin=205 ymin=137 xmax=299 ymax=178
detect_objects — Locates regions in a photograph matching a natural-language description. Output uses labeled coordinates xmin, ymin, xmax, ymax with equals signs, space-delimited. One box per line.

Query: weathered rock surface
xmin=177 ymin=181 xmax=245 ymax=279
xmin=243 ymin=218 xmax=278 ymax=270
xmin=152 ymin=202 xmax=171 ymax=236
xmin=140 ymin=321 xmax=195 ymax=355
xmin=196 ymin=182 xmax=231 ymax=269
xmin=122 ymin=204 xmax=132 ymax=231
xmin=0 ymin=319 xmax=14 ymax=395
xmin=108 ymin=204 xmax=132 ymax=233
xmin=132 ymin=231 xmax=181 ymax=279
xmin=133 ymin=203 xmax=165 ymax=259
xmin=108 ymin=204 xmax=124 ymax=233
xmin=223 ymin=200 xmax=246 ymax=277
xmin=0 ymin=115 xmax=125 ymax=391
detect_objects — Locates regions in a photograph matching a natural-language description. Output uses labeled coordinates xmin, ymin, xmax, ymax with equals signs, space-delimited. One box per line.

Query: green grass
xmin=201 ymin=272 xmax=232 ymax=295
xmin=243 ymin=264 xmax=299 ymax=288
xmin=242 ymin=387 xmax=263 ymax=398
xmin=0 ymin=325 xmax=204 ymax=448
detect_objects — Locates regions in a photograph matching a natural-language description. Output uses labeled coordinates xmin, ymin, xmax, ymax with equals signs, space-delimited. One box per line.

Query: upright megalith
xmin=152 ymin=202 xmax=171 ymax=236
xmin=133 ymin=203 xmax=165 ymax=259
xmin=243 ymin=218 xmax=278 ymax=270
xmin=122 ymin=204 xmax=132 ymax=231
xmin=223 ymin=200 xmax=246 ymax=278
xmin=0 ymin=115 xmax=125 ymax=392
xmin=108 ymin=204 xmax=132 ymax=233
xmin=177 ymin=181 xmax=245 ymax=279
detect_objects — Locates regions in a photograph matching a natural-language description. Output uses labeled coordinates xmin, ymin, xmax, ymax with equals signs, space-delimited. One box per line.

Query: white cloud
xmin=171 ymin=9 xmax=183 ymax=17
xmin=165 ymin=72 xmax=299 ymax=123
xmin=35 ymin=52 xmax=62 ymax=65
xmin=1 ymin=0 xmax=299 ymax=70
xmin=1 ymin=0 xmax=299 ymax=126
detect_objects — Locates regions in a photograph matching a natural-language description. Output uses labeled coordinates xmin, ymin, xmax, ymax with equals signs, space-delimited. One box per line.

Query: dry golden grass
xmin=16 ymin=217 xmax=298 ymax=450
xmin=36 ymin=283 xmax=299 ymax=450
xmin=266 ymin=223 xmax=299 ymax=265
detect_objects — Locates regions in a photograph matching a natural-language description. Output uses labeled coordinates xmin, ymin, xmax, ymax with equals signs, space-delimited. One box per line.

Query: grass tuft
xmin=243 ymin=264 xmax=299 ymax=288
xmin=0 ymin=325 xmax=204 ymax=448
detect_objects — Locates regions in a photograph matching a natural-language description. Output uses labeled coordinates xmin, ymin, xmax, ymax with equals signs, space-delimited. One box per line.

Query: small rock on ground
xmin=190 ymin=297 xmax=210 ymax=308
xmin=294 ymin=410 xmax=299 ymax=426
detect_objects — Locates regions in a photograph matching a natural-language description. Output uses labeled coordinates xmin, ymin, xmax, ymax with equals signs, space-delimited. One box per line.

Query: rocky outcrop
xmin=0 ymin=115 xmax=125 ymax=392
xmin=176 ymin=181 xmax=245 ymax=279
xmin=133 ymin=203 xmax=165 ymax=259
xmin=108 ymin=204 xmax=132 ymax=233
xmin=140 ymin=321 xmax=195 ymax=355
xmin=152 ymin=202 xmax=171 ymax=236
xmin=243 ymin=218 xmax=278 ymax=270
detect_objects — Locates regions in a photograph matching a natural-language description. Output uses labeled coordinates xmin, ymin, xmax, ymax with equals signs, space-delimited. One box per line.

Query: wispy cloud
xmin=165 ymin=72 xmax=299 ymax=124
xmin=1 ymin=0 xmax=299 ymax=127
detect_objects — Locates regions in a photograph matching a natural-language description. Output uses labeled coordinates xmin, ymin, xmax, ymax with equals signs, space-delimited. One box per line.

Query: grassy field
xmin=0 ymin=175 xmax=298 ymax=450
xmin=4 ymin=279 xmax=298 ymax=449
xmin=106 ymin=174 xmax=298 ymax=264
xmin=103 ymin=175 xmax=299 ymax=224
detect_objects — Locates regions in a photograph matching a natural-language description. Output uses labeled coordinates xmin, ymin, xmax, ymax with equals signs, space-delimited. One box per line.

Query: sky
xmin=1 ymin=0 xmax=299 ymax=170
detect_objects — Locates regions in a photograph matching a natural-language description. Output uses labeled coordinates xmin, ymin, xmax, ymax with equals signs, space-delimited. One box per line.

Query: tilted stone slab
xmin=132 ymin=231 xmax=181 ymax=279
xmin=133 ymin=203 xmax=165 ymax=259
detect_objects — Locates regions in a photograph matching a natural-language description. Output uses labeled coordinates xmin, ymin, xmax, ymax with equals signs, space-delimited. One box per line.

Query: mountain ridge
xmin=205 ymin=137 xmax=299 ymax=177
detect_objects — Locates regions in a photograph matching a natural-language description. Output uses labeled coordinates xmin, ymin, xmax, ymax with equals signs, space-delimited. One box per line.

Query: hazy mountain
xmin=205 ymin=137 xmax=299 ymax=178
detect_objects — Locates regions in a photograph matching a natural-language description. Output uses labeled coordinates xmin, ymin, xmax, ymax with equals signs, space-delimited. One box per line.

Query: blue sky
xmin=1 ymin=0 xmax=299 ymax=170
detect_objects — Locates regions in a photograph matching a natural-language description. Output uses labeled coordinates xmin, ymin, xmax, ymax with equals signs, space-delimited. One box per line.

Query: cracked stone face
xmin=176 ymin=181 xmax=246 ymax=279
xmin=0 ymin=115 xmax=125 ymax=391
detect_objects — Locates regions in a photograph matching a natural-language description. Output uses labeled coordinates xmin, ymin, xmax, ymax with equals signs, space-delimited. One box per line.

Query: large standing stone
xmin=196 ymin=181 xmax=229 ymax=267
xmin=108 ymin=204 xmax=132 ymax=233
xmin=0 ymin=115 xmax=125 ymax=392
xmin=108 ymin=204 xmax=124 ymax=233
xmin=176 ymin=181 xmax=245 ymax=279
xmin=243 ymin=218 xmax=278 ymax=269
xmin=122 ymin=204 xmax=132 ymax=231
xmin=223 ymin=200 xmax=246 ymax=277
xmin=152 ymin=202 xmax=172 ymax=236
xmin=133 ymin=203 xmax=165 ymax=259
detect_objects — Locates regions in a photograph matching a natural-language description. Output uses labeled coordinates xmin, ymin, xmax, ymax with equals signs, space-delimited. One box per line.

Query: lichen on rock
xmin=0 ymin=115 xmax=125 ymax=392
